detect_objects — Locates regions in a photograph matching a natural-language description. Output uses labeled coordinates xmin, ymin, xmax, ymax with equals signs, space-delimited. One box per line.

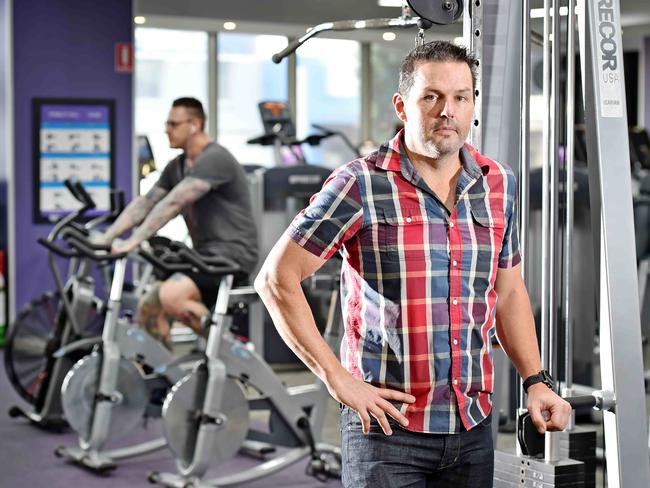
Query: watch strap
xmin=523 ymin=370 xmax=553 ymax=393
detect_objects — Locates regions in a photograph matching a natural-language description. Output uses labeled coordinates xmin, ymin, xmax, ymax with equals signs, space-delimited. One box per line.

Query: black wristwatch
xmin=523 ymin=370 xmax=554 ymax=393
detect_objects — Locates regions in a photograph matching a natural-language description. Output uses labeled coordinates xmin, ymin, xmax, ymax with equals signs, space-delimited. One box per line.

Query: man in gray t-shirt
xmin=98 ymin=97 xmax=258 ymax=346
xmin=156 ymin=143 xmax=258 ymax=273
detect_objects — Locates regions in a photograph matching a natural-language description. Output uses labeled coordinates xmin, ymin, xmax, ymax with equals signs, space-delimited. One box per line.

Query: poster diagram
xmin=35 ymin=100 xmax=114 ymax=222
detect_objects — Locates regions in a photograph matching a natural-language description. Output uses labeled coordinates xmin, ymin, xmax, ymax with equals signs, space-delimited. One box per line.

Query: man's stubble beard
xmin=422 ymin=139 xmax=441 ymax=159
xmin=426 ymin=125 xmax=469 ymax=159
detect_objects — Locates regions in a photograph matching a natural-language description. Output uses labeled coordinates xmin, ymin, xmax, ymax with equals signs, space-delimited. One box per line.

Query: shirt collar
xmin=371 ymin=130 xmax=404 ymax=172
xmin=373 ymin=129 xmax=488 ymax=179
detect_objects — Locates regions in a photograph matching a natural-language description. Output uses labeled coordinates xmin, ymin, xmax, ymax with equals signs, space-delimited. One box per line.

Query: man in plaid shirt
xmin=255 ymin=41 xmax=570 ymax=487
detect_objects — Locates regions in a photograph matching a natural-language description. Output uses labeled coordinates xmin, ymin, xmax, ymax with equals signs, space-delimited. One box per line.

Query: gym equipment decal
xmin=596 ymin=0 xmax=624 ymax=118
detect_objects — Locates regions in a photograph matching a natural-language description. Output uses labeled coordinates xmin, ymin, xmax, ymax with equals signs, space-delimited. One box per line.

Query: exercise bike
xmin=52 ymin=231 xmax=209 ymax=472
xmin=4 ymin=181 xmax=125 ymax=431
xmin=148 ymin=252 xmax=342 ymax=487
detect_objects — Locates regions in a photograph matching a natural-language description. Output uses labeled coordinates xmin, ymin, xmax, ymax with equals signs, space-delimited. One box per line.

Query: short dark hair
xmin=398 ymin=41 xmax=478 ymax=96
xmin=172 ymin=97 xmax=206 ymax=130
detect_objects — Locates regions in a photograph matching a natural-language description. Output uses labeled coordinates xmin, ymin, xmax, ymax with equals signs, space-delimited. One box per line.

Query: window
xmin=135 ymin=28 xmax=208 ymax=174
xmin=134 ymin=28 xmax=208 ymax=240
xmin=217 ymin=33 xmax=288 ymax=167
xmin=296 ymin=38 xmax=361 ymax=168
xmin=370 ymin=42 xmax=411 ymax=144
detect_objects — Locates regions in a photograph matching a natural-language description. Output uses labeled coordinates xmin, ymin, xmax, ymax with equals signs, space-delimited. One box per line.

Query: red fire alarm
xmin=115 ymin=42 xmax=133 ymax=73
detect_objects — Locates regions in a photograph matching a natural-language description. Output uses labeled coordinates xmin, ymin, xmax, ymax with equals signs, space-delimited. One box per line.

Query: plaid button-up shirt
xmin=288 ymin=131 xmax=520 ymax=433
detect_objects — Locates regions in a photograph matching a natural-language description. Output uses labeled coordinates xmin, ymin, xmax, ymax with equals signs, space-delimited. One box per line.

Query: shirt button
xmin=452 ymin=299 xmax=458 ymax=305
xmin=449 ymin=221 xmax=455 ymax=228
xmin=452 ymin=260 xmax=458 ymax=266
xmin=453 ymin=379 xmax=459 ymax=385
xmin=406 ymin=217 xmax=412 ymax=223
xmin=453 ymin=339 xmax=458 ymax=345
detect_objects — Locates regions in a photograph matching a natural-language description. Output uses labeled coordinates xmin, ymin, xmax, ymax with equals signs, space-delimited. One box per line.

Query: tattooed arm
xmin=112 ymin=177 xmax=211 ymax=253
xmin=100 ymin=186 xmax=169 ymax=242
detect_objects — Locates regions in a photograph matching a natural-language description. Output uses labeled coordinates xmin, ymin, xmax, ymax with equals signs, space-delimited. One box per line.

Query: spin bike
xmin=148 ymin=251 xmax=342 ymax=488
xmin=52 ymin=230 xmax=209 ymax=472
xmin=5 ymin=181 xmax=125 ymax=431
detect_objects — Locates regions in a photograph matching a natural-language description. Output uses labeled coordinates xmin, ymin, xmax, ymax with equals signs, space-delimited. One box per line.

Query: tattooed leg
xmin=159 ymin=274 xmax=210 ymax=337
xmin=136 ymin=281 xmax=173 ymax=350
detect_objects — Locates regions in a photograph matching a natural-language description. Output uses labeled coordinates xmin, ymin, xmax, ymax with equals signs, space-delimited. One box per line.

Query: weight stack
xmin=494 ymin=449 xmax=585 ymax=487
xmin=559 ymin=427 xmax=597 ymax=488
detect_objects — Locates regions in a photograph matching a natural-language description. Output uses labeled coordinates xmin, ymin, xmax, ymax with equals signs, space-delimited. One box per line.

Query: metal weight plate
xmin=162 ymin=373 xmax=249 ymax=467
xmin=61 ymin=352 xmax=148 ymax=442
xmin=407 ymin=0 xmax=464 ymax=25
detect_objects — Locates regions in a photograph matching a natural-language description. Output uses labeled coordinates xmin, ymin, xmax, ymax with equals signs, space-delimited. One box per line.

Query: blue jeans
xmin=340 ymin=406 xmax=494 ymax=488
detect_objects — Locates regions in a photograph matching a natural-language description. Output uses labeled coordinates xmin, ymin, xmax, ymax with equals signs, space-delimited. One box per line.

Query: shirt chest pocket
xmin=376 ymin=207 xmax=429 ymax=262
xmin=469 ymin=199 xmax=506 ymax=266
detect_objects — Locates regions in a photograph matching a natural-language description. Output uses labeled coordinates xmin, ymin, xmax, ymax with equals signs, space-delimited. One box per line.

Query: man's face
xmin=165 ymin=107 xmax=195 ymax=149
xmin=394 ymin=60 xmax=474 ymax=159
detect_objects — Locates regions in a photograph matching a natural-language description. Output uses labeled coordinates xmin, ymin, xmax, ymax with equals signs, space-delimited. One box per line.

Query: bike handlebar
xmin=177 ymin=248 xmax=241 ymax=276
xmin=66 ymin=236 xmax=128 ymax=261
xmin=140 ymin=239 xmax=241 ymax=277
xmin=36 ymin=237 xmax=79 ymax=258
xmin=73 ymin=181 xmax=96 ymax=209
xmin=137 ymin=248 xmax=195 ymax=274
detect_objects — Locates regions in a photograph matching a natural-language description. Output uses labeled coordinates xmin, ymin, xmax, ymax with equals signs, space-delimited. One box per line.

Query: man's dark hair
xmin=172 ymin=97 xmax=206 ymax=130
xmin=398 ymin=40 xmax=478 ymax=97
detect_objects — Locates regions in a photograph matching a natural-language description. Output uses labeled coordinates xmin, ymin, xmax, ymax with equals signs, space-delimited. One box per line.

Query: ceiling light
xmin=355 ymin=21 xmax=367 ymax=29
xmin=378 ymin=0 xmax=403 ymax=7
xmin=133 ymin=16 xmax=146 ymax=25
xmin=223 ymin=21 xmax=237 ymax=31
xmin=383 ymin=32 xmax=397 ymax=41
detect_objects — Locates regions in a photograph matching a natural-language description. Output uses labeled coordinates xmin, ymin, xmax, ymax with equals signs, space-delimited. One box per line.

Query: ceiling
xmin=135 ymin=0 xmax=650 ymax=49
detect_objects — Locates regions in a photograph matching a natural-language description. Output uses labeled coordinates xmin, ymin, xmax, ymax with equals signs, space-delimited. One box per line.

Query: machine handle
xmin=60 ymin=226 xmax=110 ymax=251
xmin=272 ymin=36 xmax=306 ymax=64
xmin=272 ymin=17 xmax=421 ymax=64
xmin=66 ymin=221 xmax=90 ymax=236
xmin=565 ymin=395 xmax=599 ymax=409
xmin=518 ymin=391 xmax=615 ymax=457
xmin=137 ymin=248 xmax=195 ymax=274
xmin=64 ymin=233 xmax=128 ymax=261
xmin=36 ymin=237 xmax=79 ymax=258
xmin=73 ymin=181 xmax=96 ymax=209
xmin=177 ymin=248 xmax=241 ymax=276
xmin=64 ymin=179 xmax=83 ymax=202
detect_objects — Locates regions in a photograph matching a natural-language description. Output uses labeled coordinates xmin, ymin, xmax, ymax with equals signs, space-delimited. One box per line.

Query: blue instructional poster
xmin=34 ymin=99 xmax=114 ymax=222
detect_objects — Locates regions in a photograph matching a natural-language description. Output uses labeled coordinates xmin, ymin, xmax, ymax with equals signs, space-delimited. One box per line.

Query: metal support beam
xmin=287 ymin=37 xmax=297 ymax=125
xmin=361 ymin=42 xmax=372 ymax=144
xmin=578 ymin=0 xmax=650 ymax=485
xmin=464 ymin=0 xmax=483 ymax=151
xmin=208 ymin=32 xmax=218 ymax=140
xmin=4 ymin=0 xmax=15 ymax=321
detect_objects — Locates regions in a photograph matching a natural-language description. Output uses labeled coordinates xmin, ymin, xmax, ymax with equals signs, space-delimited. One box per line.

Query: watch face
xmin=541 ymin=370 xmax=554 ymax=387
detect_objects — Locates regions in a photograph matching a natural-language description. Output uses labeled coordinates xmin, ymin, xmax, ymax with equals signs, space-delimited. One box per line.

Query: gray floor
xmin=5 ymin=349 xmax=649 ymax=487
xmin=0 ymin=351 xmax=342 ymax=488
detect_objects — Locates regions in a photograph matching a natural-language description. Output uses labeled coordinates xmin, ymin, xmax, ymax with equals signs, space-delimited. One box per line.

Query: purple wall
xmin=646 ymin=37 xmax=650 ymax=129
xmin=12 ymin=0 xmax=133 ymax=310
xmin=1 ymin=0 xmax=8 ymax=249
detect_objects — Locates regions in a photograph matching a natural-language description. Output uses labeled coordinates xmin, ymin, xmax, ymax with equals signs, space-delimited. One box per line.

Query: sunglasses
xmin=165 ymin=119 xmax=193 ymax=129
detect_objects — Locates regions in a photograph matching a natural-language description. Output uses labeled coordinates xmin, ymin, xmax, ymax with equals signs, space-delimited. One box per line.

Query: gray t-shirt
xmin=155 ymin=142 xmax=258 ymax=274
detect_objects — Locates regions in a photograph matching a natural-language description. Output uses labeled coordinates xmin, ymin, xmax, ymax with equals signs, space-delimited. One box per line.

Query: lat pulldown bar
xmin=271 ymin=0 xmax=463 ymax=64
